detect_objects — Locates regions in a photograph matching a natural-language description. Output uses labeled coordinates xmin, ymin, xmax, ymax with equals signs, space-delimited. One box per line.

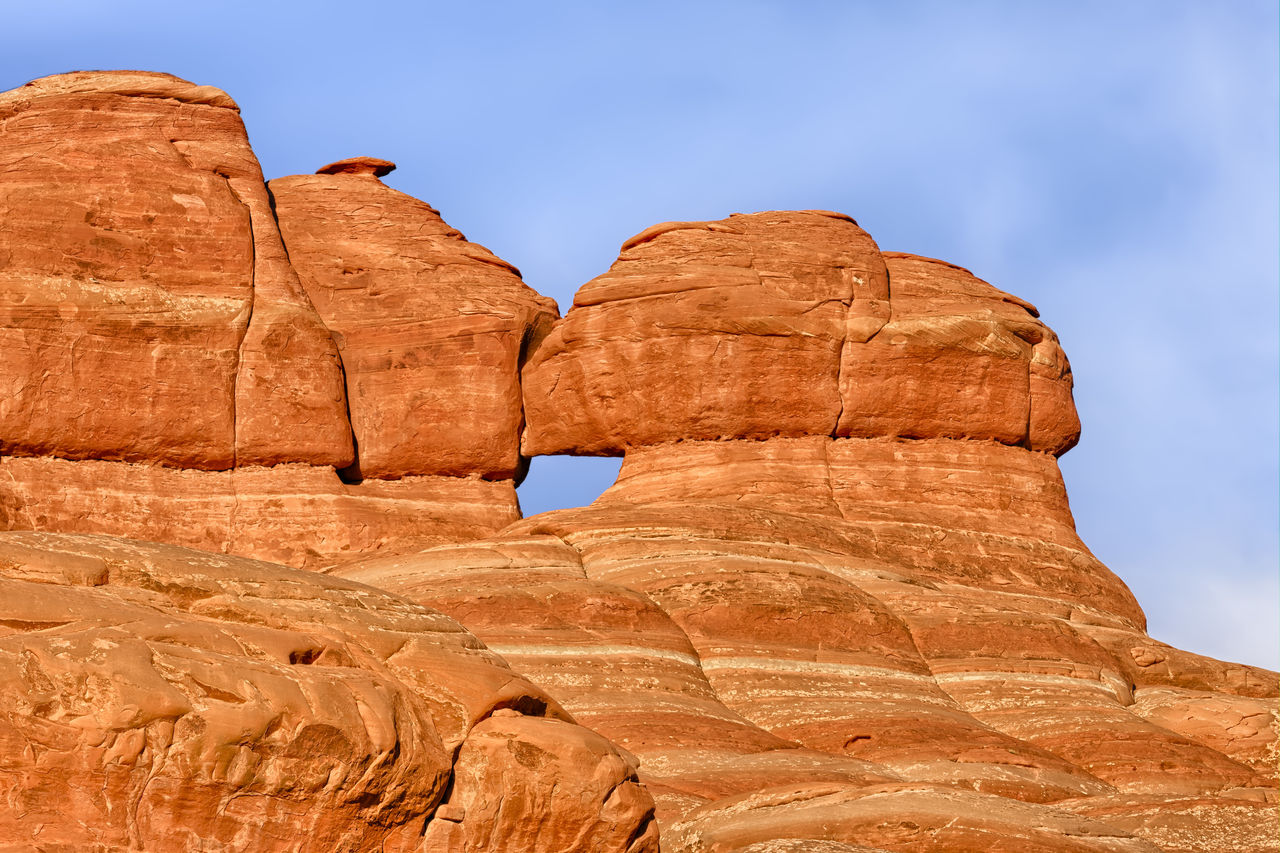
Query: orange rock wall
xmin=0 ymin=455 xmax=518 ymax=569
xmin=344 ymin=438 xmax=1276 ymax=851
xmin=520 ymin=214 xmax=1080 ymax=458
xmin=0 ymin=73 xmax=554 ymax=564
xmin=0 ymin=71 xmax=351 ymax=470
xmin=0 ymin=532 xmax=657 ymax=852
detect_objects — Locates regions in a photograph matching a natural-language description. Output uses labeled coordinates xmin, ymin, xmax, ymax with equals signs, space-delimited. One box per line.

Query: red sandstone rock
xmin=360 ymin=438 xmax=1273 ymax=848
xmin=316 ymin=155 xmax=397 ymax=177
xmin=0 ymin=71 xmax=1271 ymax=852
xmin=605 ymin=437 xmax=1141 ymax=622
xmin=428 ymin=713 xmax=659 ymax=852
xmin=840 ymin=253 xmax=1080 ymax=454
xmin=0 ymin=455 xmax=519 ymax=569
xmin=521 ymin=211 xmax=887 ymax=455
xmin=269 ymin=166 xmax=557 ymax=480
xmin=0 ymin=531 xmax=656 ymax=852
xmin=353 ymin=212 xmax=1272 ymax=851
xmin=666 ymin=784 xmax=1164 ymax=852
xmin=0 ymin=72 xmax=550 ymax=565
xmin=0 ymin=71 xmax=352 ymax=470
xmin=520 ymin=215 xmax=1080 ymax=458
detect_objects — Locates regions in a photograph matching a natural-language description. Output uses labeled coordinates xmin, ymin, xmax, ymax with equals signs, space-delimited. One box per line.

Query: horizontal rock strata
xmin=343 ymin=210 xmax=1274 ymax=851
xmin=520 ymin=215 xmax=1079 ymax=457
xmin=0 ymin=69 xmax=1273 ymax=852
xmin=346 ymin=443 xmax=1274 ymax=848
xmin=0 ymin=455 xmax=518 ymax=569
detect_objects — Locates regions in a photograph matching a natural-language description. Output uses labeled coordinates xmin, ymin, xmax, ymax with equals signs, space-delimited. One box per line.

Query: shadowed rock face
xmin=0 ymin=70 xmax=1274 ymax=853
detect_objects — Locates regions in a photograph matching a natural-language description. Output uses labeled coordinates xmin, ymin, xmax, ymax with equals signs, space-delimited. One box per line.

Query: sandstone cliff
xmin=0 ymin=72 xmax=552 ymax=568
xmin=340 ymin=214 xmax=1275 ymax=852
xmin=0 ymin=71 xmax=1274 ymax=853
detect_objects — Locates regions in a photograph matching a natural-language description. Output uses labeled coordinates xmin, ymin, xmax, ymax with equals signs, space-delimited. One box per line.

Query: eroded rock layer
xmin=0 ymin=455 xmax=518 ymax=569
xmin=520 ymin=214 xmax=1079 ymax=456
xmin=0 ymin=531 xmax=657 ymax=853
xmin=343 ymin=440 xmax=1276 ymax=851
xmin=0 ymin=70 xmax=352 ymax=469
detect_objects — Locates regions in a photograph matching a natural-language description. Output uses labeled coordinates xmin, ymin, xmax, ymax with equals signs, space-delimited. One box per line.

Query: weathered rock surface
xmin=845 ymin=253 xmax=1080 ymax=455
xmin=0 ymin=69 xmax=1272 ymax=852
xmin=0 ymin=531 xmax=656 ymax=852
xmin=342 ymin=211 xmax=1275 ymax=851
xmin=521 ymin=211 xmax=883 ymax=455
xmin=0 ymin=70 xmax=352 ymax=469
xmin=345 ymin=442 xmax=1275 ymax=850
xmin=0 ymin=455 xmax=518 ymax=569
xmin=0 ymin=72 xmax=551 ymax=565
xmin=270 ymin=161 xmax=557 ymax=480
xmin=665 ymin=784 xmax=1166 ymax=853
xmin=520 ymin=215 xmax=1079 ymax=456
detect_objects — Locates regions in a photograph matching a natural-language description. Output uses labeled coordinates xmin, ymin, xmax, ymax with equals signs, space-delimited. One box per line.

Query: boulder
xmin=521 ymin=211 xmax=886 ymax=455
xmin=840 ymin=253 xmax=1080 ymax=455
xmin=520 ymin=216 xmax=1080 ymax=457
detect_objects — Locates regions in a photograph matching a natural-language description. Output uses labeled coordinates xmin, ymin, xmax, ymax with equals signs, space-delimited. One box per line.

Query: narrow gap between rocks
xmin=516 ymin=455 xmax=623 ymax=518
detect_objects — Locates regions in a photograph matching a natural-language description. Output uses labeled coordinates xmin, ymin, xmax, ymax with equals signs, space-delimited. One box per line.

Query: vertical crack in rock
xmin=834 ymin=257 xmax=894 ymax=438
xmin=264 ymin=182 xmax=360 ymax=480
xmin=223 ymin=175 xmax=255 ymax=469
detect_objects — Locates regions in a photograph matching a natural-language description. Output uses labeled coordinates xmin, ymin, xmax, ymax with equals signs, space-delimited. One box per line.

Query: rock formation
xmin=0 ymin=531 xmax=657 ymax=852
xmin=0 ymin=71 xmax=1274 ymax=853
xmin=519 ymin=213 xmax=1078 ymax=456
xmin=0 ymin=72 xmax=554 ymax=567
xmin=268 ymin=156 xmax=557 ymax=482
xmin=341 ymin=215 xmax=1277 ymax=852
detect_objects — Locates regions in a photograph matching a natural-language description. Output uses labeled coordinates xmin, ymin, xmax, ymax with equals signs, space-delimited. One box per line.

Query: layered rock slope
xmin=340 ymin=215 xmax=1278 ymax=852
xmin=0 ymin=71 xmax=1274 ymax=853
xmin=0 ymin=72 xmax=553 ymax=567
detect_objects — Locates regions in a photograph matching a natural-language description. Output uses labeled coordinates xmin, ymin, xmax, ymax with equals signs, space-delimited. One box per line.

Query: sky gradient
xmin=4 ymin=1 xmax=1276 ymax=668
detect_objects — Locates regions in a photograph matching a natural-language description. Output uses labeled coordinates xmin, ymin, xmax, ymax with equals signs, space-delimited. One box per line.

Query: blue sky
xmin=4 ymin=1 xmax=1276 ymax=668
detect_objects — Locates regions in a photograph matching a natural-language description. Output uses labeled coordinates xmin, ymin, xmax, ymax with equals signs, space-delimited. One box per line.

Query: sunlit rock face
xmin=519 ymin=212 xmax=1079 ymax=457
xmin=348 ymin=213 xmax=1275 ymax=851
xmin=0 ymin=70 xmax=352 ymax=470
xmin=0 ymin=70 xmax=1273 ymax=853
xmin=0 ymin=73 xmax=555 ymax=568
xmin=269 ymin=159 xmax=558 ymax=482
xmin=0 ymin=532 xmax=657 ymax=853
